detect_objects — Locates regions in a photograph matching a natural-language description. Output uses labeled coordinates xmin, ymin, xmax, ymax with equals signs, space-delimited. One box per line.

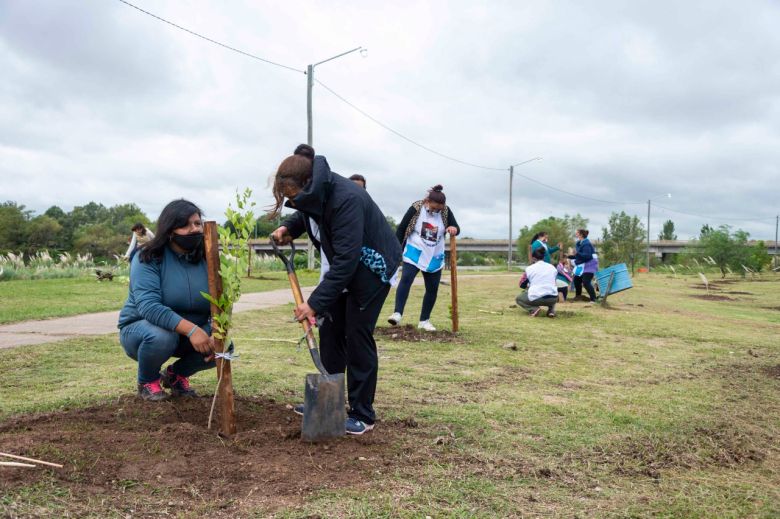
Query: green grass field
xmin=0 ymin=271 xmax=320 ymax=324
xmin=1 ymin=272 xmax=779 ymax=517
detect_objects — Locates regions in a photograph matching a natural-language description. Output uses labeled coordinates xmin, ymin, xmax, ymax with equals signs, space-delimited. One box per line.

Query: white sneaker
xmin=387 ymin=312 xmax=402 ymax=326
xmin=418 ymin=320 xmax=436 ymax=332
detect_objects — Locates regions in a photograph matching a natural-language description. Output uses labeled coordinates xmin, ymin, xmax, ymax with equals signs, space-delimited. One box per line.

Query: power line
xmin=318 ymin=79 xmax=648 ymax=205
xmin=116 ymin=0 xmax=304 ymax=74
xmin=653 ymin=204 xmax=776 ymax=224
xmin=314 ymin=79 xmax=507 ymax=171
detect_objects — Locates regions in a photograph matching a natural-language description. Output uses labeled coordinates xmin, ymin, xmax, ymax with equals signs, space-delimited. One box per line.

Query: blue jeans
xmin=119 ymin=320 xmax=215 ymax=384
xmin=393 ymin=264 xmax=442 ymax=321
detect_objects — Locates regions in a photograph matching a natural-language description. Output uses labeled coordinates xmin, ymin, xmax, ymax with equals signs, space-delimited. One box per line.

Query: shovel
xmin=270 ymin=238 xmax=346 ymax=441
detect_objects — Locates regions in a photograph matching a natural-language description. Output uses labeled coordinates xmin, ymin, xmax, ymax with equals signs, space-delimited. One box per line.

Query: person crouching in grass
xmin=117 ymin=200 xmax=216 ymax=401
xmin=517 ymin=246 xmax=560 ymax=317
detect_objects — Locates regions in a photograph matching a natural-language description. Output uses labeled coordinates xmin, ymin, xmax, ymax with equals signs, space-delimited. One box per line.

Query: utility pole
xmin=506 ymin=157 xmax=542 ymax=271
xmin=646 ymin=199 xmax=651 ymax=272
xmin=306 ymin=64 xmax=314 ymax=269
xmin=508 ymin=165 xmax=513 ymax=269
xmin=305 ymin=47 xmax=364 ymax=270
xmin=775 ymin=215 xmax=779 ymax=268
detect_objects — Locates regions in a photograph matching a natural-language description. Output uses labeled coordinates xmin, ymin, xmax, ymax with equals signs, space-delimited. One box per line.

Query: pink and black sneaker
xmin=137 ymin=379 xmax=169 ymax=401
xmin=160 ymin=367 xmax=198 ymax=398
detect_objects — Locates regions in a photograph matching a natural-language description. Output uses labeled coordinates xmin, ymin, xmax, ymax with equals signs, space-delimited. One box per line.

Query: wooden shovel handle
xmin=287 ymin=271 xmax=318 ymax=347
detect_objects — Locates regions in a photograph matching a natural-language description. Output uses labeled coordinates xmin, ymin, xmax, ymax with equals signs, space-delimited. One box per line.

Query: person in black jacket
xmin=387 ymin=185 xmax=460 ymax=332
xmin=270 ymin=144 xmax=401 ymax=435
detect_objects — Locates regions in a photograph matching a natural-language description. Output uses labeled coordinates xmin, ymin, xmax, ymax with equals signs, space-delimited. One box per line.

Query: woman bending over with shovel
xmin=118 ymin=200 xmax=216 ymax=401
xmin=270 ymin=144 xmax=401 ymax=435
xmin=387 ymin=185 xmax=460 ymax=332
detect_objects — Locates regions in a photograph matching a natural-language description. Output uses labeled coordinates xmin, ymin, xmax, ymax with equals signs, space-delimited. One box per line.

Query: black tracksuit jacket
xmin=281 ymin=156 xmax=401 ymax=314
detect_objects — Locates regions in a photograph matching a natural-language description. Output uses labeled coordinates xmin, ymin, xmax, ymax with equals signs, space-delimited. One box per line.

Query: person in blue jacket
xmin=118 ymin=200 xmax=216 ymax=401
xmin=270 ymin=144 xmax=401 ymax=436
xmin=568 ymin=228 xmax=599 ymax=302
xmin=529 ymin=231 xmax=562 ymax=264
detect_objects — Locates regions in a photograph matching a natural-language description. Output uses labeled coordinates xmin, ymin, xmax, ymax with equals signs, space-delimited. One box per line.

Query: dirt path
xmin=0 ymin=287 xmax=315 ymax=349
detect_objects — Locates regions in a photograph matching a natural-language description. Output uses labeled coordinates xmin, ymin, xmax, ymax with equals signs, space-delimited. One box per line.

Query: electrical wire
xmin=116 ymin=0 xmax=304 ymax=74
xmin=653 ymin=204 xmax=776 ymax=224
xmin=317 ymin=79 xmax=649 ymax=205
xmin=314 ymin=79 xmax=506 ymax=171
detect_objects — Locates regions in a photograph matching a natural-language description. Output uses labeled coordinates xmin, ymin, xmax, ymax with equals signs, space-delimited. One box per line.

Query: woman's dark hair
xmin=577 ymin=229 xmax=589 ymax=238
xmin=532 ymin=247 xmax=546 ymax=261
xmin=269 ymin=150 xmax=314 ymax=218
xmin=139 ymin=199 xmax=203 ymax=263
xmin=426 ymin=184 xmax=446 ymax=204
xmin=530 ymin=231 xmax=548 ymax=242
xmin=294 ymin=143 xmax=315 ymax=160
xmin=131 ymin=222 xmax=146 ymax=234
xmin=349 ymin=174 xmax=366 ymax=188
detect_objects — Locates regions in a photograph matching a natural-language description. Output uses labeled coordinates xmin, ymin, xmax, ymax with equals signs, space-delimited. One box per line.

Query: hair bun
xmin=431 ymin=184 xmax=443 ymax=192
xmin=294 ymin=144 xmax=315 ymax=160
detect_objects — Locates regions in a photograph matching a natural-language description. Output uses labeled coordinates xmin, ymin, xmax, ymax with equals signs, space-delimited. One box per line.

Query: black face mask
xmin=171 ymin=232 xmax=204 ymax=252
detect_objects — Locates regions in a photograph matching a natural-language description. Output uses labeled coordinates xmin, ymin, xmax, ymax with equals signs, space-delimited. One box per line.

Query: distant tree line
xmin=0 ymin=201 xmax=151 ymax=260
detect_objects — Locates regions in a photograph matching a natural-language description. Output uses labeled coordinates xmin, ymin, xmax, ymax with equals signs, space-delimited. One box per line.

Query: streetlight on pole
xmin=507 ymin=157 xmax=543 ymax=269
xmin=646 ymin=193 xmax=672 ymax=272
xmin=305 ymin=46 xmax=366 ymax=268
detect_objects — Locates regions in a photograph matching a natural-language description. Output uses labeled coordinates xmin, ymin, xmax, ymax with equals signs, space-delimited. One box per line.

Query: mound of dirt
xmin=0 ymin=395 xmax=413 ymax=516
xmin=690 ymin=294 xmax=735 ymax=301
xmin=374 ymin=325 xmax=462 ymax=343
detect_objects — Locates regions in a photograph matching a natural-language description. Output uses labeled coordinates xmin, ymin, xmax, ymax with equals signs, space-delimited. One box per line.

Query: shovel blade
xmin=301 ymin=373 xmax=346 ymax=442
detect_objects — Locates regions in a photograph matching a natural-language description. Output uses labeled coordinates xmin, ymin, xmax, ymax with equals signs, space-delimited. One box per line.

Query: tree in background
xmin=698 ymin=225 xmax=750 ymax=278
xmin=72 ymin=223 xmax=128 ymax=260
xmin=601 ymin=211 xmax=645 ymax=273
xmin=385 ymin=215 xmax=398 ymax=234
xmin=747 ymin=240 xmax=771 ymax=273
xmin=659 ymin=219 xmax=677 ymax=240
xmin=26 ymin=216 xmax=63 ymax=252
xmin=700 ymin=224 xmax=714 ymax=238
xmin=0 ymin=201 xmax=32 ymax=252
xmin=516 ymin=214 xmax=588 ymax=262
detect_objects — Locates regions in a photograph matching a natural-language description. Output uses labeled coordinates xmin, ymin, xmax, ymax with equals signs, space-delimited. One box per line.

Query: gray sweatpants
xmin=516 ymin=292 xmax=558 ymax=314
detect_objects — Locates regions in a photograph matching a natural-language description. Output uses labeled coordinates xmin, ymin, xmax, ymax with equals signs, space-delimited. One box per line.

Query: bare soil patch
xmin=763 ymin=306 xmax=780 ymax=311
xmin=0 ymin=395 xmax=414 ymax=516
xmin=690 ymin=294 xmax=735 ymax=302
xmin=375 ymin=324 xmax=463 ymax=343
xmin=764 ymin=364 xmax=780 ymax=379
xmin=725 ymin=291 xmax=754 ymax=295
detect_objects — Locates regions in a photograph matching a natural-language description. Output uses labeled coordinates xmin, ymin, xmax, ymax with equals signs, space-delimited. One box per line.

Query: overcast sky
xmin=1 ymin=0 xmax=778 ymax=240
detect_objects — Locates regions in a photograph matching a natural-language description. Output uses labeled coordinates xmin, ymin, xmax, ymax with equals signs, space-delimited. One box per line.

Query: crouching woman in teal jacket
xmin=118 ymin=200 xmax=216 ymax=401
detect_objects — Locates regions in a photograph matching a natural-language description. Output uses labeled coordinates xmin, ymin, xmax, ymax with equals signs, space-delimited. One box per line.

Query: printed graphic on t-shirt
xmin=421 ymin=222 xmax=439 ymax=243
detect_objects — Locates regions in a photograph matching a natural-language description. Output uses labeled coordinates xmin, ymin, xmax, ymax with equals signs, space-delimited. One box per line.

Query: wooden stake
xmin=450 ymin=234 xmax=459 ymax=333
xmin=204 ymin=221 xmax=237 ymax=437
xmin=1 ymin=462 xmax=37 ymax=468
xmin=0 ymin=452 xmax=63 ymax=468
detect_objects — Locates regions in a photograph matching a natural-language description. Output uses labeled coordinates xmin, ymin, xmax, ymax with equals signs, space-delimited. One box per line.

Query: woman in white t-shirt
xmin=387 ymin=185 xmax=460 ymax=332
xmin=517 ymin=246 xmax=559 ymax=317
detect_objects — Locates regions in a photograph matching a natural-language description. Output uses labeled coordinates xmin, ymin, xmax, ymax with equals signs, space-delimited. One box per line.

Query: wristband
xmin=186 ymin=325 xmax=199 ymax=338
